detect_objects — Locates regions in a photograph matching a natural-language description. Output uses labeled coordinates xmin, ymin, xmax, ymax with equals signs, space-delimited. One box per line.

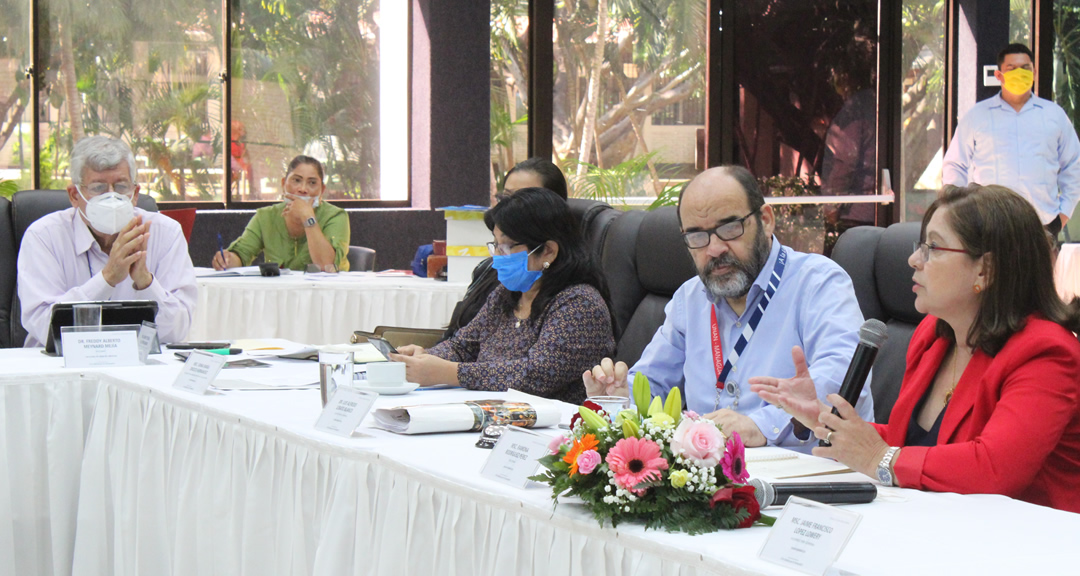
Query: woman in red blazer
xmin=752 ymin=184 xmax=1080 ymax=513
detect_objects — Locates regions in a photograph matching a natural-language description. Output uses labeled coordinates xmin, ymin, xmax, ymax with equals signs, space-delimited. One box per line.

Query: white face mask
xmin=284 ymin=192 xmax=320 ymax=208
xmin=78 ymin=188 xmax=135 ymax=235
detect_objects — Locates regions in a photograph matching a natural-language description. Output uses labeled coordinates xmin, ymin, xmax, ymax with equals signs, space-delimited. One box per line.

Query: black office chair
xmin=0 ymin=197 xmax=15 ymax=347
xmin=347 ymin=246 xmax=377 ymax=272
xmin=7 ymin=189 xmax=159 ymax=347
xmin=601 ymin=206 xmax=697 ymax=366
xmin=830 ymin=222 xmax=924 ymax=423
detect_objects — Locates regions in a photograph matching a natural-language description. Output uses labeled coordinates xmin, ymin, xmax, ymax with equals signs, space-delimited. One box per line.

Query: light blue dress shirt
xmin=942 ymin=93 xmax=1080 ymax=224
xmin=629 ymin=238 xmax=874 ymax=450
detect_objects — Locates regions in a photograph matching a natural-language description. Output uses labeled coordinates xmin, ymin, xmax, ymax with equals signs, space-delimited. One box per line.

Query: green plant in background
xmin=1055 ymin=1 xmax=1080 ymax=136
xmin=0 ymin=179 xmax=17 ymax=199
xmin=758 ymin=175 xmax=826 ymax=255
xmin=566 ymin=151 xmax=684 ymax=210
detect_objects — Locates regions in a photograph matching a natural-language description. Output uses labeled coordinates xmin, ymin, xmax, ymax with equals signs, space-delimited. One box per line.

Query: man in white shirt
xmin=17 ymin=135 xmax=196 ymax=347
xmin=942 ymin=43 xmax=1080 ymax=237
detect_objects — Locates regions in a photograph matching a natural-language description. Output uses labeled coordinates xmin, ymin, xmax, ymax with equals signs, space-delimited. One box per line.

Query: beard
xmin=698 ymin=226 xmax=771 ymax=303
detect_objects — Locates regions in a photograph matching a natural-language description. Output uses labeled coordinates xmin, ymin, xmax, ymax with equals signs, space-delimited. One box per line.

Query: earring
xmin=974 ymin=284 xmax=982 ymax=294
xmin=542 ymin=261 xmax=550 ymax=270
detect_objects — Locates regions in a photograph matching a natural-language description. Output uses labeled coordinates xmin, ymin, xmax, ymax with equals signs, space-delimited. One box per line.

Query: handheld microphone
xmin=749 ymin=478 xmax=878 ymax=508
xmin=820 ymin=319 xmax=887 ymax=446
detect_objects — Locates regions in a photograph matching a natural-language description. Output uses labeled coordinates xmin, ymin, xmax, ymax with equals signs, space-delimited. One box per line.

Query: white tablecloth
xmin=1055 ymin=243 xmax=1080 ymax=301
xmin=4 ymin=351 xmax=1080 ymax=575
xmin=188 ymin=273 xmax=468 ymax=345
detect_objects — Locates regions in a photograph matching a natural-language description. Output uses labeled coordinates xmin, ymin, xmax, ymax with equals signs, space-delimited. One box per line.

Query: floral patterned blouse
xmin=427 ymin=283 xmax=614 ymax=404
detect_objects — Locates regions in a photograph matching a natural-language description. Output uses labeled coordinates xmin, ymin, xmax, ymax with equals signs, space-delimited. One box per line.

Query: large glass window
xmin=900 ymin=0 xmax=946 ymax=222
xmin=232 ymin=0 xmax=402 ymax=203
xmin=552 ymin=0 xmax=706 ymax=204
xmin=733 ymin=0 xmax=880 ymax=253
xmin=1055 ymin=1 xmax=1080 ymax=227
xmin=32 ymin=0 xmax=405 ymax=205
xmin=490 ymin=0 xmax=530 ymax=202
xmin=40 ymin=0 xmax=224 ymax=200
xmin=0 ymin=0 xmax=30 ymax=196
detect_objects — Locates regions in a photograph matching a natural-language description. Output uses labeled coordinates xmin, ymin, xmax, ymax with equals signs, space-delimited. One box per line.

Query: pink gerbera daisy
xmin=721 ymin=431 xmax=749 ymax=484
xmin=606 ymin=437 xmax=669 ymax=495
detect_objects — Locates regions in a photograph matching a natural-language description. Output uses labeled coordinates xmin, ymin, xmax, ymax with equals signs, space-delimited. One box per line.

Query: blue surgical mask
xmin=492 ymin=245 xmax=544 ymax=292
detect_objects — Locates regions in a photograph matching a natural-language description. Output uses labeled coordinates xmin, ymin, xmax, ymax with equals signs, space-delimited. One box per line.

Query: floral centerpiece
xmin=531 ymin=374 xmax=774 ymax=534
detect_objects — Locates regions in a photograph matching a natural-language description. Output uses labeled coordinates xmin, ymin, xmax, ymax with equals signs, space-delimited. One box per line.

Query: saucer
xmin=356 ymin=381 xmax=420 ymax=395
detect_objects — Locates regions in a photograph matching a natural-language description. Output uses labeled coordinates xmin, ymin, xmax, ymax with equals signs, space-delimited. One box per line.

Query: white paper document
xmin=748 ymin=447 xmax=851 ymax=479
xmin=372 ymin=390 xmax=561 ymax=434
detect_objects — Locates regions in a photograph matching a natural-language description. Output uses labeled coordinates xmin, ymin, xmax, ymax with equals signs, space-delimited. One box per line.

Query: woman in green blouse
xmin=212 ymin=155 xmax=351 ymax=272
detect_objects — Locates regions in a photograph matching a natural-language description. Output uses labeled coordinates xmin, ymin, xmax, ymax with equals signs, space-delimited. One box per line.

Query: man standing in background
xmin=943 ymin=43 xmax=1080 ymax=237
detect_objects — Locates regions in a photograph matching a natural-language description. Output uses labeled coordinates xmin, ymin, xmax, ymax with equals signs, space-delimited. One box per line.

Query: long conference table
xmin=3 ymin=348 xmax=1080 ymax=576
xmin=188 ymin=273 xmax=469 ymax=345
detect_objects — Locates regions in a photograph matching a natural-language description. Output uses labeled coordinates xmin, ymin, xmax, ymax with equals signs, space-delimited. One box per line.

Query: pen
xmin=217 ymin=232 xmax=228 ymax=270
xmin=206 ymin=348 xmax=243 ymax=355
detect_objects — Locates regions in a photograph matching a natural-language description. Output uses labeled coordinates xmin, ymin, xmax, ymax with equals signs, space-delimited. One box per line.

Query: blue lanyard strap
xmin=716 ymin=247 xmax=788 ymax=385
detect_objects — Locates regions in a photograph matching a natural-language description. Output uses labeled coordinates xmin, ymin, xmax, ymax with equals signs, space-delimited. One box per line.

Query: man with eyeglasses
xmin=943 ymin=43 xmax=1080 ymax=238
xmin=17 ymin=136 xmax=197 ymax=346
xmin=584 ymin=165 xmax=873 ymax=450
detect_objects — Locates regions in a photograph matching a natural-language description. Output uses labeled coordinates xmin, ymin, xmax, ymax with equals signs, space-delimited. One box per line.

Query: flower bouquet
xmin=531 ymin=374 xmax=774 ymax=534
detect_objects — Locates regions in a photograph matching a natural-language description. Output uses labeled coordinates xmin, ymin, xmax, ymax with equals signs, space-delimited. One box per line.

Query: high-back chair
xmin=830 ymin=222 xmax=925 ymax=423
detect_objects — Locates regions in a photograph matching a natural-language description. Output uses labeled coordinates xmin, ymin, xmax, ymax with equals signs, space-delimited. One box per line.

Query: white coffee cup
xmin=366 ymin=361 xmax=406 ymax=386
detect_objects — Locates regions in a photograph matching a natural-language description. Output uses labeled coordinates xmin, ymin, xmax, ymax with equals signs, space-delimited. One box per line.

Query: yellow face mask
xmin=1001 ymin=68 xmax=1034 ymax=96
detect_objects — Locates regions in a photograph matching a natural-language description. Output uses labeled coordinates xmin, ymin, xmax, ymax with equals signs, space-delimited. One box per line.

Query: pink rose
xmin=576 ymin=449 xmax=601 ymax=475
xmin=683 ymin=409 xmax=701 ymax=420
xmin=548 ymin=434 xmax=569 ymax=455
xmin=670 ymin=419 xmax=725 ymax=468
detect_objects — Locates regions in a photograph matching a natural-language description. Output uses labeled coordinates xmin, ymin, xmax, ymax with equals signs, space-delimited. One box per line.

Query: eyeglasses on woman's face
xmin=682 ymin=208 xmax=760 ymax=249
xmin=912 ymin=241 xmax=970 ymax=262
xmin=487 ymin=241 xmax=524 ymax=256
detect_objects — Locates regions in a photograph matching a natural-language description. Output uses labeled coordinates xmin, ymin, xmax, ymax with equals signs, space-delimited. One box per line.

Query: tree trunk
xmin=58 ymin=20 xmax=85 ymax=143
xmin=576 ymin=0 xmax=607 ymax=176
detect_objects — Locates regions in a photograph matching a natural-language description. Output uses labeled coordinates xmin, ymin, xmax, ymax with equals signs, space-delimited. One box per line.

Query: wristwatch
xmin=303 ymin=216 xmax=317 ymax=228
xmin=876 ymin=446 xmax=900 ymax=486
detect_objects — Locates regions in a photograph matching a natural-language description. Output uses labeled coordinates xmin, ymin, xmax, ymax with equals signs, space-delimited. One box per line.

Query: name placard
xmin=314 ymin=387 xmax=378 ymax=437
xmin=137 ymin=323 xmax=157 ymax=364
xmin=172 ymin=351 xmax=228 ymax=395
xmin=61 ymin=329 xmax=140 ymax=368
xmin=758 ymin=496 xmax=862 ymax=576
xmin=479 ymin=426 xmax=550 ymax=488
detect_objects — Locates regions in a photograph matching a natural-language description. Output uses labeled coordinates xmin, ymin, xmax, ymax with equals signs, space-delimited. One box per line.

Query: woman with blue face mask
xmin=212 ymin=155 xmax=350 ymax=271
xmin=392 ymin=187 xmax=614 ymax=404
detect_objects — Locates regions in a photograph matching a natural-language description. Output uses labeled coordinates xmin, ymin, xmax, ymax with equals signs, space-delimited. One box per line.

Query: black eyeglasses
xmin=682 ymin=208 xmax=760 ymax=249
xmin=487 ymin=241 xmax=524 ymax=256
xmin=912 ymin=241 xmax=970 ymax=261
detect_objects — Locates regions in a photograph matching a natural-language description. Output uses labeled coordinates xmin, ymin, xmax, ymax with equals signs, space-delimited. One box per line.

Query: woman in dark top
xmin=393 ymin=187 xmax=613 ymax=404
xmin=441 ymin=157 xmax=569 ymax=341
xmin=751 ymin=185 xmax=1080 ymax=512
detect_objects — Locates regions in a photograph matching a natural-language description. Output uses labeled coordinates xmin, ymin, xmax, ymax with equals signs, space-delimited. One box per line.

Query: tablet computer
xmin=46 ymin=300 xmax=159 ymax=355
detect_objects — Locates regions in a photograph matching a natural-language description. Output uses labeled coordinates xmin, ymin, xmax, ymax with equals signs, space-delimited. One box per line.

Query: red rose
xmin=570 ymin=400 xmax=604 ymax=429
xmin=709 ymin=485 xmax=761 ymax=528
xmin=709 ymin=487 xmax=733 ymax=508
xmin=731 ymin=485 xmax=761 ymax=528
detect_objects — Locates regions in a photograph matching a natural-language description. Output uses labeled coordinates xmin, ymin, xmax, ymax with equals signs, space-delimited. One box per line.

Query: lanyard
xmin=712 ymin=247 xmax=788 ymax=410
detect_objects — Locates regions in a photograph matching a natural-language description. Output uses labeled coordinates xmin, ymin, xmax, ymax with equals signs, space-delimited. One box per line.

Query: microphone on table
xmin=749 ymin=478 xmax=877 ymax=508
xmin=820 ymin=319 xmax=888 ymax=446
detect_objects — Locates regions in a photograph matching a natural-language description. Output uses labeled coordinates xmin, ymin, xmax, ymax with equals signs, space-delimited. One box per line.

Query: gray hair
xmin=70 ymin=136 xmax=137 ymax=186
